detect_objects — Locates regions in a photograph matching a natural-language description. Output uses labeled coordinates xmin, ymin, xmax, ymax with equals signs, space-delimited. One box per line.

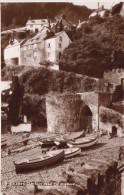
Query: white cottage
xmin=26 ymin=19 xmax=55 ymax=33
xmin=4 ymin=38 xmax=26 ymax=66
xmin=44 ymin=31 xmax=71 ymax=62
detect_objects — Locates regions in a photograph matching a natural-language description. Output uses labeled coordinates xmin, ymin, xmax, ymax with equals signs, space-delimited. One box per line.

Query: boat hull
xmin=14 ymin=151 xmax=64 ymax=173
xmin=68 ymin=136 xmax=98 ymax=148
xmin=40 ymin=131 xmax=85 ymax=147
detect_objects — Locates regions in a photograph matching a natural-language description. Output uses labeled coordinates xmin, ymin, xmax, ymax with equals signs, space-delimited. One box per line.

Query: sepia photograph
xmin=1 ymin=0 xmax=124 ymax=194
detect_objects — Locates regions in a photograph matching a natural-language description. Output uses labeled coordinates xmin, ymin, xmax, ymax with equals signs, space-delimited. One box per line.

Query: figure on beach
xmin=8 ymin=76 xmax=24 ymax=126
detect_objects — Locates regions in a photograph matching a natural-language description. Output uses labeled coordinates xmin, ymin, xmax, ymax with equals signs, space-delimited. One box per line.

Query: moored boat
xmin=56 ymin=148 xmax=81 ymax=159
xmin=68 ymin=135 xmax=98 ymax=148
xmin=54 ymin=131 xmax=85 ymax=146
xmin=40 ymin=131 xmax=85 ymax=147
xmin=14 ymin=150 xmax=64 ymax=173
xmin=1 ymin=140 xmax=7 ymax=148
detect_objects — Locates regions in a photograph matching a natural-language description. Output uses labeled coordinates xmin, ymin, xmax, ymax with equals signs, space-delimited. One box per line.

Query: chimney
xmin=98 ymin=2 xmax=99 ymax=11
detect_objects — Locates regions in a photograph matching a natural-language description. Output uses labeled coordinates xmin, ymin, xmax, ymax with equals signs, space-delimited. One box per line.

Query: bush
xmin=23 ymin=94 xmax=47 ymax=127
xmin=100 ymin=107 xmax=123 ymax=128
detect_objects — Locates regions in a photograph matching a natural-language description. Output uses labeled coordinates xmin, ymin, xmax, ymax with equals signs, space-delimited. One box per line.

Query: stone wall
xmin=98 ymin=92 xmax=112 ymax=107
xmin=46 ymin=92 xmax=114 ymax=133
xmin=20 ymin=45 xmax=46 ymax=66
xmin=46 ymin=94 xmax=84 ymax=133
xmin=78 ymin=92 xmax=99 ymax=130
xmin=104 ymin=69 xmax=124 ymax=85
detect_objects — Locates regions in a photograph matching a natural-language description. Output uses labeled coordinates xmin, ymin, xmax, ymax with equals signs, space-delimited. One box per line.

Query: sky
xmin=73 ymin=0 xmax=122 ymax=9
xmin=0 ymin=0 xmax=122 ymax=9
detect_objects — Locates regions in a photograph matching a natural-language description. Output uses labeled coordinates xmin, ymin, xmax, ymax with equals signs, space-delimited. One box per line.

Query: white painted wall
xmin=26 ymin=23 xmax=49 ymax=32
xmin=45 ymin=31 xmax=71 ymax=62
xmin=4 ymin=40 xmax=21 ymax=65
xmin=55 ymin=31 xmax=71 ymax=59
xmin=45 ymin=38 xmax=56 ymax=62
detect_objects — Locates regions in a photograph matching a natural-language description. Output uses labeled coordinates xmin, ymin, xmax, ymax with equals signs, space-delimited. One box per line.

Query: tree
xmin=59 ymin=15 xmax=124 ymax=78
xmin=111 ymin=2 xmax=123 ymax=16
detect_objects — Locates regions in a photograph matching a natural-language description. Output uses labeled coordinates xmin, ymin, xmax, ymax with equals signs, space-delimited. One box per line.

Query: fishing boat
xmin=56 ymin=148 xmax=81 ymax=159
xmin=14 ymin=150 xmax=64 ymax=173
xmin=1 ymin=138 xmax=7 ymax=143
xmin=1 ymin=141 xmax=7 ymax=148
xmin=39 ymin=131 xmax=85 ymax=147
xmin=54 ymin=131 xmax=85 ymax=147
xmin=67 ymin=134 xmax=98 ymax=148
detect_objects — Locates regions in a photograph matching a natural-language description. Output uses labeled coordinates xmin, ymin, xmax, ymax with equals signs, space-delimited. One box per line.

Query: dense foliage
xmin=111 ymin=2 xmax=123 ymax=16
xmin=23 ymin=94 xmax=47 ymax=126
xmin=100 ymin=107 xmax=123 ymax=128
xmin=59 ymin=15 xmax=124 ymax=78
xmin=1 ymin=3 xmax=91 ymax=29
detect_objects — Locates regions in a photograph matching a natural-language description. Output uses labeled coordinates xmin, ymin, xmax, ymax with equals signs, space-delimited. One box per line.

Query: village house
xmin=89 ymin=5 xmax=108 ymax=18
xmin=4 ymin=32 xmax=27 ymax=66
xmin=4 ymin=15 xmax=73 ymax=67
xmin=21 ymin=30 xmax=71 ymax=66
xmin=26 ymin=18 xmax=56 ymax=33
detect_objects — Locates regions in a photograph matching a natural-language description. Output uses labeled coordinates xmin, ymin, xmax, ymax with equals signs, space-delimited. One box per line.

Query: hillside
xmin=1 ymin=3 xmax=92 ymax=29
xmin=59 ymin=15 xmax=124 ymax=78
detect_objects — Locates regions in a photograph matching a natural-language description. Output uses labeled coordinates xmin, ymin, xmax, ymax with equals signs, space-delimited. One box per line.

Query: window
xmin=59 ymin=36 xmax=62 ymax=42
xmin=48 ymin=52 xmax=51 ymax=57
xmin=48 ymin=43 xmax=51 ymax=48
xmin=30 ymin=24 xmax=33 ymax=28
xmin=35 ymin=28 xmax=38 ymax=33
xmin=59 ymin=52 xmax=61 ymax=59
xmin=58 ymin=43 xmax=62 ymax=48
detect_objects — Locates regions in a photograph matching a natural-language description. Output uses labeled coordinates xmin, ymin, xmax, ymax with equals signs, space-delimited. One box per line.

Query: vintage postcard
xmin=1 ymin=1 xmax=124 ymax=194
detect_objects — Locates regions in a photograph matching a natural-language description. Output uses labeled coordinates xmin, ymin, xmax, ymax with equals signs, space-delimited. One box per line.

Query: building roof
xmin=23 ymin=30 xmax=48 ymax=46
xmin=22 ymin=30 xmax=71 ymax=47
xmin=1 ymin=27 xmax=27 ymax=35
xmin=26 ymin=19 xmax=48 ymax=25
xmin=5 ymin=38 xmax=26 ymax=49
xmin=45 ymin=30 xmax=71 ymax=41
xmin=89 ymin=10 xmax=106 ymax=18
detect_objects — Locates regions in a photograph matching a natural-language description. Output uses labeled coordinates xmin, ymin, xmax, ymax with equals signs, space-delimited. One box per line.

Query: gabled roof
xmin=45 ymin=31 xmax=72 ymax=42
xmin=5 ymin=38 xmax=26 ymax=49
xmin=23 ymin=29 xmax=48 ymax=46
xmin=26 ymin=19 xmax=48 ymax=25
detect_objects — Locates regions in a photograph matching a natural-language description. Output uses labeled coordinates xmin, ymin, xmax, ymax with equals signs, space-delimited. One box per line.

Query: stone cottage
xmin=21 ymin=30 xmax=71 ymax=65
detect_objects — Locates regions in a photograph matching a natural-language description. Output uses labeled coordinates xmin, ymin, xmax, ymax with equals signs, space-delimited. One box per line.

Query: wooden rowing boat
xmin=67 ymin=135 xmax=98 ymax=148
xmin=39 ymin=131 xmax=85 ymax=147
xmin=1 ymin=138 xmax=7 ymax=143
xmin=1 ymin=140 xmax=7 ymax=148
xmin=56 ymin=148 xmax=81 ymax=159
xmin=14 ymin=150 xmax=64 ymax=173
xmin=54 ymin=131 xmax=85 ymax=147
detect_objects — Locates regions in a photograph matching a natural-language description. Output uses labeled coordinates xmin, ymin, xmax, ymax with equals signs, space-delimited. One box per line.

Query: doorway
xmin=80 ymin=105 xmax=92 ymax=130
